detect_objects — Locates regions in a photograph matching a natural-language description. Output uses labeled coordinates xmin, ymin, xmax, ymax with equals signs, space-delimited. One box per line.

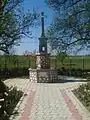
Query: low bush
xmin=73 ymin=83 xmax=90 ymax=112
xmin=0 ymin=85 xmax=23 ymax=120
xmin=57 ymin=68 xmax=83 ymax=77
xmin=0 ymin=68 xmax=29 ymax=80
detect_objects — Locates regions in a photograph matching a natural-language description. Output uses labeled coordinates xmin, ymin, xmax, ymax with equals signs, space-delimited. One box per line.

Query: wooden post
xmin=82 ymin=58 xmax=84 ymax=70
xmin=69 ymin=58 xmax=71 ymax=76
xmin=29 ymin=59 xmax=31 ymax=68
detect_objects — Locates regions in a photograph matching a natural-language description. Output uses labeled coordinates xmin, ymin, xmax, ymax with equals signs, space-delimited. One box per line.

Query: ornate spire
xmin=39 ymin=12 xmax=47 ymax=53
xmin=41 ymin=12 xmax=45 ymax=37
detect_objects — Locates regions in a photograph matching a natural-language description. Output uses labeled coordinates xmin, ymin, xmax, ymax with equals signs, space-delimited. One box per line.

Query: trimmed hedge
xmin=0 ymin=68 xmax=29 ymax=80
xmin=57 ymin=67 xmax=87 ymax=77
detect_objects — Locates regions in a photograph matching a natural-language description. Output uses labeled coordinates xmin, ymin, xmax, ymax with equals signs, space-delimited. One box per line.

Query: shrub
xmin=73 ymin=83 xmax=90 ymax=111
xmin=0 ymin=85 xmax=23 ymax=120
xmin=5 ymin=87 xmax=23 ymax=114
xmin=0 ymin=68 xmax=29 ymax=80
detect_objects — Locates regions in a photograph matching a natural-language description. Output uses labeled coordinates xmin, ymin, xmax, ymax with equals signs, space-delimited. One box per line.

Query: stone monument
xmin=28 ymin=12 xmax=58 ymax=83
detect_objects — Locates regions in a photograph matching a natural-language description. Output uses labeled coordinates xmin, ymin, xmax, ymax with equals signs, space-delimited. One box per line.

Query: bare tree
xmin=56 ymin=51 xmax=68 ymax=65
xmin=0 ymin=0 xmax=39 ymax=54
xmin=46 ymin=0 xmax=90 ymax=53
xmin=6 ymin=48 xmax=18 ymax=68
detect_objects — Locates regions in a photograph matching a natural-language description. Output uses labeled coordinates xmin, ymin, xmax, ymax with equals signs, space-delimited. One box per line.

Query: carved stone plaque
xmin=39 ymin=72 xmax=47 ymax=77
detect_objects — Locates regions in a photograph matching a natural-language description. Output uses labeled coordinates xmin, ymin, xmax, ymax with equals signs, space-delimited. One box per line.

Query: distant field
xmin=0 ymin=55 xmax=90 ymax=69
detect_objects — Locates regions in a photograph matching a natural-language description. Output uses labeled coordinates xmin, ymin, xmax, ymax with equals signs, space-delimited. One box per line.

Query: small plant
xmin=86 ymin=74 xmax=90 ymax=81
xmin=73 ymin=83 xmax=90 ymax=111
xmin=5 ymin=87 xmax=23 ymax=115
xmin=0 ymin=81 xmax=23 ymax=120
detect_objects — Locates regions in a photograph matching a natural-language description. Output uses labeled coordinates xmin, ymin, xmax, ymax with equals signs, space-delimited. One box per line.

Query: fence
xmin=0 ymin=55 xmax=36 ymax=69
xmin=0 ymin=55 xmax=90 ymax=70
xmin=0 ymin=55 xmax=90 ymax=79
xmin=50 ymin=56 xmax=90 ymax=70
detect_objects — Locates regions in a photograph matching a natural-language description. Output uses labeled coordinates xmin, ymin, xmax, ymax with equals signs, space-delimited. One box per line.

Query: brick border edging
xmin=68 ymin=90 xmax=90 ymax=119
xmin=10 ymin=80 xmax=32 ymax=120
xmin=60 ymin=89 xmax=82 ymax=120
xmin=20 ymin=90 xmax=36 ymax=120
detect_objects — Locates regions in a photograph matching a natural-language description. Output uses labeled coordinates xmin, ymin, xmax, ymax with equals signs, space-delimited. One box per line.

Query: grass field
xmin=0 ymin=55 xmax=90 ymax=69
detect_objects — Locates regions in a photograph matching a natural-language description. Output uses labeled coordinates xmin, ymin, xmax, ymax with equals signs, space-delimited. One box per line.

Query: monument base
xmin=28 ymin=68 xmax=58 ymax=83
xmin=36 ymin=52 xmax=50 ymax=69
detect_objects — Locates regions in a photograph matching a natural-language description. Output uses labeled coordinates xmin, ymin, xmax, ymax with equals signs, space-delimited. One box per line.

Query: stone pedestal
xmin=36 ymin=53 xmax=50 ymax=69
xmin=29 ymin=52 xmax=58 ymax=83
xmin=28 ymin=68 xmax=58 ymax=83
xmin=28 ymin=68 xmax=37 ymax=83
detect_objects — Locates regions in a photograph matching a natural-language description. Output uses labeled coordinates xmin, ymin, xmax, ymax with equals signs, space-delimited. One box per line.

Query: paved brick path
xmin=4 ymin=78 xmax=90 ymax=120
